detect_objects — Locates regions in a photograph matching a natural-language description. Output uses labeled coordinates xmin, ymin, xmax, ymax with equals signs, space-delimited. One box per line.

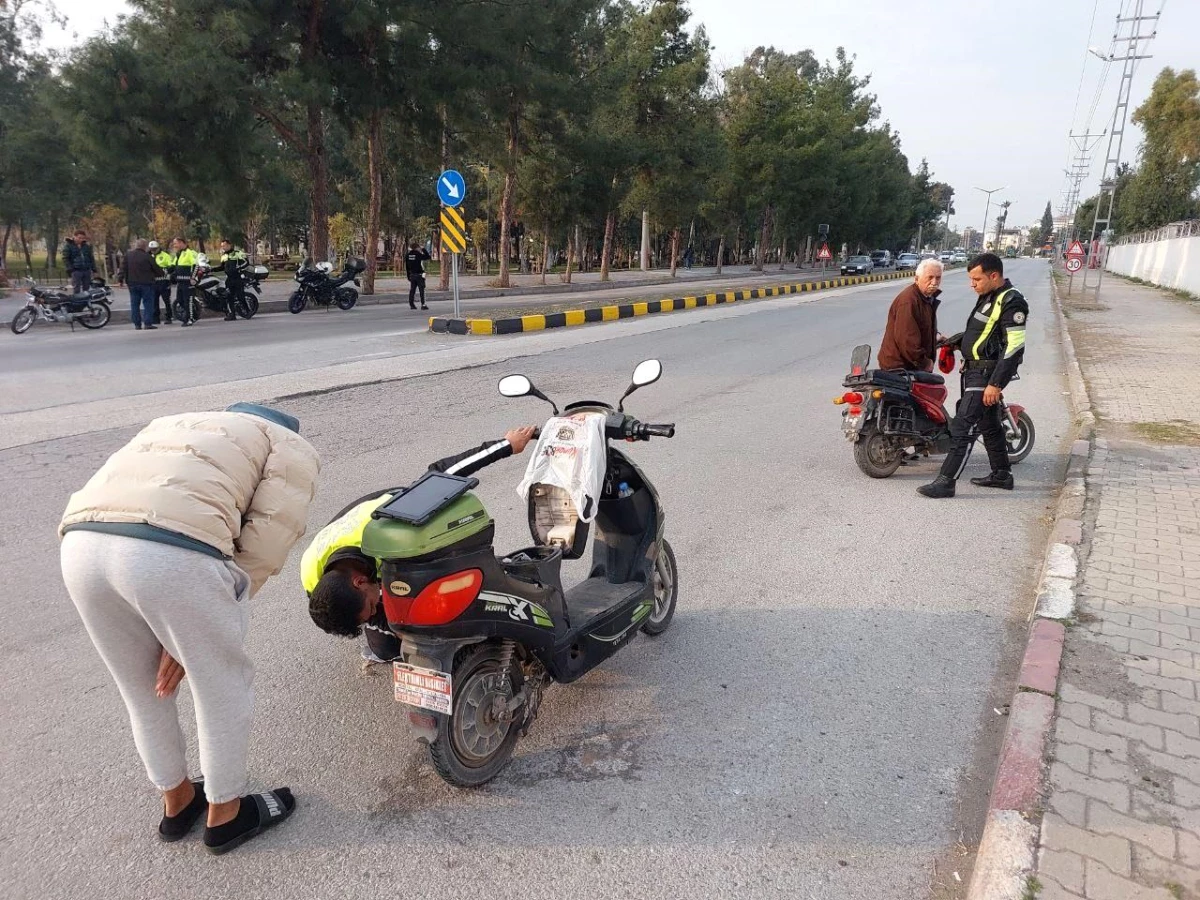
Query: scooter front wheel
xmin=641 ymin=539 xmax=678 ymax=636
xmin=428 ymin=644 xmax=523 ymax=787
xmin=1006 ymin=410 xmax=1036 ymax=464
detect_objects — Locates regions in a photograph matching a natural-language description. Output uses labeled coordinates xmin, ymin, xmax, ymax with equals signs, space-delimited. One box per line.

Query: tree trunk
xmin=438 ymin=107 xmax=450 ymax=292
xmin=716 ymin=234 xmax=725 ymax=275
xmin=755 ymin=206 xmax=773 ymax=271
xmin=640 ymin=209 xmax=650 ymax=270
xmin=498 ymin=105 xmax=520 ymax=289
xmin=600 ymin=209 xmax=616 ymax=282
xmin=47 ymin=212 xmax=59 ymax=271
xmin=564 ymin=228 xmax=573 ymax=284
xmin=669 ymin=228 xmax=680 ymax=277
xmin=19 ymin=220 xmax=33 ymax=271
xmin=306 ymin=103 xmax=330 ymax=263
xmin=0 ymin=222 xmax=11 ymax=280
xmin=363 ymin=109 xmax=384 ymax=295
xmin=779 ymin=235 xmax=787 ymax=271
xmin=540 ymin=230 xmax=549 ymax=285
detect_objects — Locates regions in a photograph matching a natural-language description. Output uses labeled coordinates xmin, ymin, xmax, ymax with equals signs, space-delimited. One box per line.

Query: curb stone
xmin=967 ymin=267 xmax=1094 ymax=900
xmin=427 ymin=271 xmax=911 ymax=335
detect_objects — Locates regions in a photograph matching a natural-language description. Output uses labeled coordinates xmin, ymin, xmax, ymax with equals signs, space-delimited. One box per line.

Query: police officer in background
xmin=170 ymin=237 xmax=199 ymax=327
xmin=404 ymin=239 xmax=431 ymax=310
xmin=218 ymin=238 xmax=248 ymax=322
xmin=918 ymin=252 xmax=1028 ymax=499
xmin=150 ymin=241 xmax=175 ymax=325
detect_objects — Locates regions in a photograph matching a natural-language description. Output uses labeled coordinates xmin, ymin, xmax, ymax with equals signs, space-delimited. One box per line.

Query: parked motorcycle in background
xmin=289 ymin=257 xmax=364 ymax=313
xmin=174 ymin=254 xmax=267 ymax=321
xmin=10 ymin=276 xmax=112 ymax=334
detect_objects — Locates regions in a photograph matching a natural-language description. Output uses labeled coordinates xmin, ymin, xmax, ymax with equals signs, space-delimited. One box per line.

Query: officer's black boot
xmin=970 ymin=470 xmax=1014 ymax=490
xmin=917 ymin=475 xmax=956 ymax=499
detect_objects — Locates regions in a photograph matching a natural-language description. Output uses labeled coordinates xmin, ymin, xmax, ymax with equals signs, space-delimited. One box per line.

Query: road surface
xmin=0 ymin=260 xmax=1069 ymax=899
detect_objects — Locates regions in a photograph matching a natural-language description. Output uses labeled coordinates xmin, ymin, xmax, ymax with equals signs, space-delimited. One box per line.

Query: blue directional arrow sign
xmin=437 ymin=169 xmax=466 ymax=208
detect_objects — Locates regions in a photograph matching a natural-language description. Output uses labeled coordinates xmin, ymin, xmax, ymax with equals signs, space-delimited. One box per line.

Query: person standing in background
xmin=150 ymin=241 xmax=175 ymax=325
xmin=118 ymin=239 xmax=165 ymax=331
xmin=64 ymin=230 xmax=97 ymax=294
xmin=171 ymin=237 xmax=199 ymax=327
xmin=405 ymin=239 xmax=431 ymax=310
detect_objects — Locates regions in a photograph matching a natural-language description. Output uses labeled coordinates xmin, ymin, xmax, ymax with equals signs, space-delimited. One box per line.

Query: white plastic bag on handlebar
xmin=517 ymin=412 xmax=607 ymax=523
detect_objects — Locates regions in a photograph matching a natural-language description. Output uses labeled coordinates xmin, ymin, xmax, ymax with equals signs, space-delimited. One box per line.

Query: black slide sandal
xmin=158 ymin=780 xmax=208 ymax=842
xmin=203 ymin=788 xmax=295 ymax=856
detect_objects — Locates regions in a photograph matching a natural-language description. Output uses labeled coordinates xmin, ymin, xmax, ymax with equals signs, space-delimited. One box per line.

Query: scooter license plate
xmin=843 ymin=413 xmax=864 ymax=438
xmin=393 ymin=662 xmax=452 ymax=715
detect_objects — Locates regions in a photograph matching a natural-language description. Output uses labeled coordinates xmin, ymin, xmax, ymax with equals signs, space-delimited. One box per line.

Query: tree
xmin=1121 ymin=68 xmax=1200 ymax=231
xmin=1033 ymin=201 xmax=1054 ymax=248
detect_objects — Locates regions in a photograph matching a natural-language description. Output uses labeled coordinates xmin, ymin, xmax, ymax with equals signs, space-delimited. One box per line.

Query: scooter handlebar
xmin=636 ymin=422 xmax=676 ymax=439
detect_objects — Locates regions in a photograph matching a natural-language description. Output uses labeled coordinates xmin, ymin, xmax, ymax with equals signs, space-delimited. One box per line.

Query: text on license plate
xmin=393 ymin=662 xmax=452 ymax=715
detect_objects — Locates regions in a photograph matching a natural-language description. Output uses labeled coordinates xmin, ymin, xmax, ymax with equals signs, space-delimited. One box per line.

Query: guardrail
xmin=1114 ymin=219 xmax=1200 ymax=245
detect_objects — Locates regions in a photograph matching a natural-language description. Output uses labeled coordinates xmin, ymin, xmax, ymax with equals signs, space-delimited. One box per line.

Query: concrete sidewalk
xmin=1033 ymin=277 xmax=1200 ymax=899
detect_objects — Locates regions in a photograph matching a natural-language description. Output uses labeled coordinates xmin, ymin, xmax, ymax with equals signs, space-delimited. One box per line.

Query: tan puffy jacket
xmin=59 ymin=411 xmax=321 ymax=595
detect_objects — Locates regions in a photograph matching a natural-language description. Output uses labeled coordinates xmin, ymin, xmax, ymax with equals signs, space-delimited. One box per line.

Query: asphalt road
xmin=0 ymin=260 xmax=1070 ymax=899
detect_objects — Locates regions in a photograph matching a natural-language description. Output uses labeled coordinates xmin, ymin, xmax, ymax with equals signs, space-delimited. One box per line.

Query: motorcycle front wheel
xmin=1005 ymin=410 xmax=1036 ymax=464
xmin=428 ymin=644 xmax=523 ymax=787
xmin=242 ymin=294 xmax=259 ymax=318
xmin=288 ymin=290 xmax=308 ymax=314
xmin=233 ymin=296 xmax=255 ymax=319
xmin=335 ymin=287 xmax=358 ymax=310
xmin=853 ymin=424 xmax=903 ymax=478
xmin=10 ymin=307 xmax=36 ymax=334
xmin=77 ymin=302 xmax=111 ymax=329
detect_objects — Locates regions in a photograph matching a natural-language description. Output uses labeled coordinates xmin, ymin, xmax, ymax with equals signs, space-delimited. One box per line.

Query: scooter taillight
xmin=833 ymin=391 xmax=865 ymax=406
xmin=390 ymin=570 xmax=484 ymax=626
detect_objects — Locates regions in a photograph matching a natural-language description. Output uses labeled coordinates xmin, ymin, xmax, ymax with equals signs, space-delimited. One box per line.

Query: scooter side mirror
xmin=499 ymin=374 xmax=559 ymax=414
xmin=618 ymin=359 xmax=662 ymax=410
xmin=498 ymin=374 xmax=533 ymax=398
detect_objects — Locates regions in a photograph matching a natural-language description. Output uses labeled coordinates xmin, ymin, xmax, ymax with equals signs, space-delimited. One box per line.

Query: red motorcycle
xmin=834 ymin=341 xmax=1034 ymax=478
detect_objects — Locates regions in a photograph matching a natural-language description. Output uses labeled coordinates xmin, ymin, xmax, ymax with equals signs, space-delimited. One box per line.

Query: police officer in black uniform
xmin=218 ymin=238 xmax=248 ymax=321
xmin=404 ymin=239 xmax=431 ymax=310
xmin=918 ymin=252 xmax=1028 ymax=498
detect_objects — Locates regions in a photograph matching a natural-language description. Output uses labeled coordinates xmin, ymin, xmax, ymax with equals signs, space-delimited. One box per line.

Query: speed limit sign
xmin=1065 ymin=256 xmax=1083 ymax=273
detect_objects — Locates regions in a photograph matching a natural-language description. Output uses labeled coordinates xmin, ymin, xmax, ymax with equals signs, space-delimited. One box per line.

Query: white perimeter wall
xmin=1106 ymin=235 xmax=1200 ymax=294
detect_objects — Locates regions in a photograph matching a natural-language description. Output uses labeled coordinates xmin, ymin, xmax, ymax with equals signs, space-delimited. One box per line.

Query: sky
xmin=34 ymin=0 xmax=1198 ymax=235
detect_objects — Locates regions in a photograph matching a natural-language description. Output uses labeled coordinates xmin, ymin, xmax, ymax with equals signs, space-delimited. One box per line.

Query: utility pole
xmin=1059 ymin=132 xmax=1105 ymax=247
xmin=975 ymin=186 xmax=1004 ymax=252
xmin=1082 ymin=0 xmax=1159 ymax=295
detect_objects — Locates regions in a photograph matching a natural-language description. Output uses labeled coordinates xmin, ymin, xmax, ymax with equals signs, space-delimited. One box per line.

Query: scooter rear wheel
xmin=641 ymin=539 xmax=678 ymax=635
xmin=853 ymin=424 xmax=903 ymax=478
xmin=428 ymin=644 xmax=523 ymax=787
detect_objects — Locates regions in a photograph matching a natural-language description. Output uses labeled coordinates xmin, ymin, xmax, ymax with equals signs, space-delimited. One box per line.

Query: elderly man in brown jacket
xmin=59 ymin=402 xmax=320 ymax=855
xmin=877 ymin=258 xmax=944 ymax=372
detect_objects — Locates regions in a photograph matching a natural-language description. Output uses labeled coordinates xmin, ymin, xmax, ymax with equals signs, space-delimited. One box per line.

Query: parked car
xmin=951 ymin=252 xmax=968 ymax=264
xmin=870 ymin=250 xmax=892 ymax=268
xmin=841 ymin=255 xmax=874 ymax=276
xmin=895 ymin=253 xmax=920 ymax=271
xmin=939 ymin=251 xmax=953 ymax=263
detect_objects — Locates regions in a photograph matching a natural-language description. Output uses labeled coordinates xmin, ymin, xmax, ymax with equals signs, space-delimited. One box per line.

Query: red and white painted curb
xmin=967 ymin=270 xmax=1094 ymax=900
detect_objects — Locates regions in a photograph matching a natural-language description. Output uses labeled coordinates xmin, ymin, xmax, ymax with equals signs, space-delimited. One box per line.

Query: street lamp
xmin=975 ymin=186 xmax=1005 ymax=251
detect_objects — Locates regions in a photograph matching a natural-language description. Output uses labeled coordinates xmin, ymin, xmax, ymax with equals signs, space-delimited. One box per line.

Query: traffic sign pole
xmin=452 ymin=252 xmax=460 ymax=319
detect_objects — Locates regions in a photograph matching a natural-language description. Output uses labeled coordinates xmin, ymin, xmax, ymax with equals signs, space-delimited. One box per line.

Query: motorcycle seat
xmin=909 ymin=371 xmax=944 ymax=385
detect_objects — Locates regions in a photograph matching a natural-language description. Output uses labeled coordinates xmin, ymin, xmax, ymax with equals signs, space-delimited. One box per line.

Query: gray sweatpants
xmin=61 ymin=531 xmax=254 ymax=804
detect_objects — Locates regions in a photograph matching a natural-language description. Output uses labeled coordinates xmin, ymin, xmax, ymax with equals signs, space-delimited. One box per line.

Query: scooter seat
xmin=909 ymin=371 xmax=944 ymax=384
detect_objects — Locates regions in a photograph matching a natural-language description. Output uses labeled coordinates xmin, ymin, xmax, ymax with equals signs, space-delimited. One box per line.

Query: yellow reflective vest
xmin=300 ymin=493 xmax=394 ymax=595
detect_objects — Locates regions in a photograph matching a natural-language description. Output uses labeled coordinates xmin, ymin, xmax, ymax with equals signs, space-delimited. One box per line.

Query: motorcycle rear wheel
xmin=1005 ymin=410 xmax=1036 ymax=465
xmin=641 ymin=539 xmax=678 ymax=635
xmin=10 ymin=308 xmax=36 ymax=334
xmin=288 ymin=290 xmax=307 ymax=314
xmin=853 ymin=424 xmax=903 ymax=478
xmin=77 ymin=302 xmax=111 ymax=329
xmin=335 ymin=287 xmax=358 ymax=310
xmin=428 ymin=644 xmax=523 ymax=787
xmin=242 ymin=294 xmax=259 ymax=318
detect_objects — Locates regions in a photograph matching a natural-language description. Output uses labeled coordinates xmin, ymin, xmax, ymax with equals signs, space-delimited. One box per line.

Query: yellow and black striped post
xmin=440 ymin=206 xmax=467 ymax=316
